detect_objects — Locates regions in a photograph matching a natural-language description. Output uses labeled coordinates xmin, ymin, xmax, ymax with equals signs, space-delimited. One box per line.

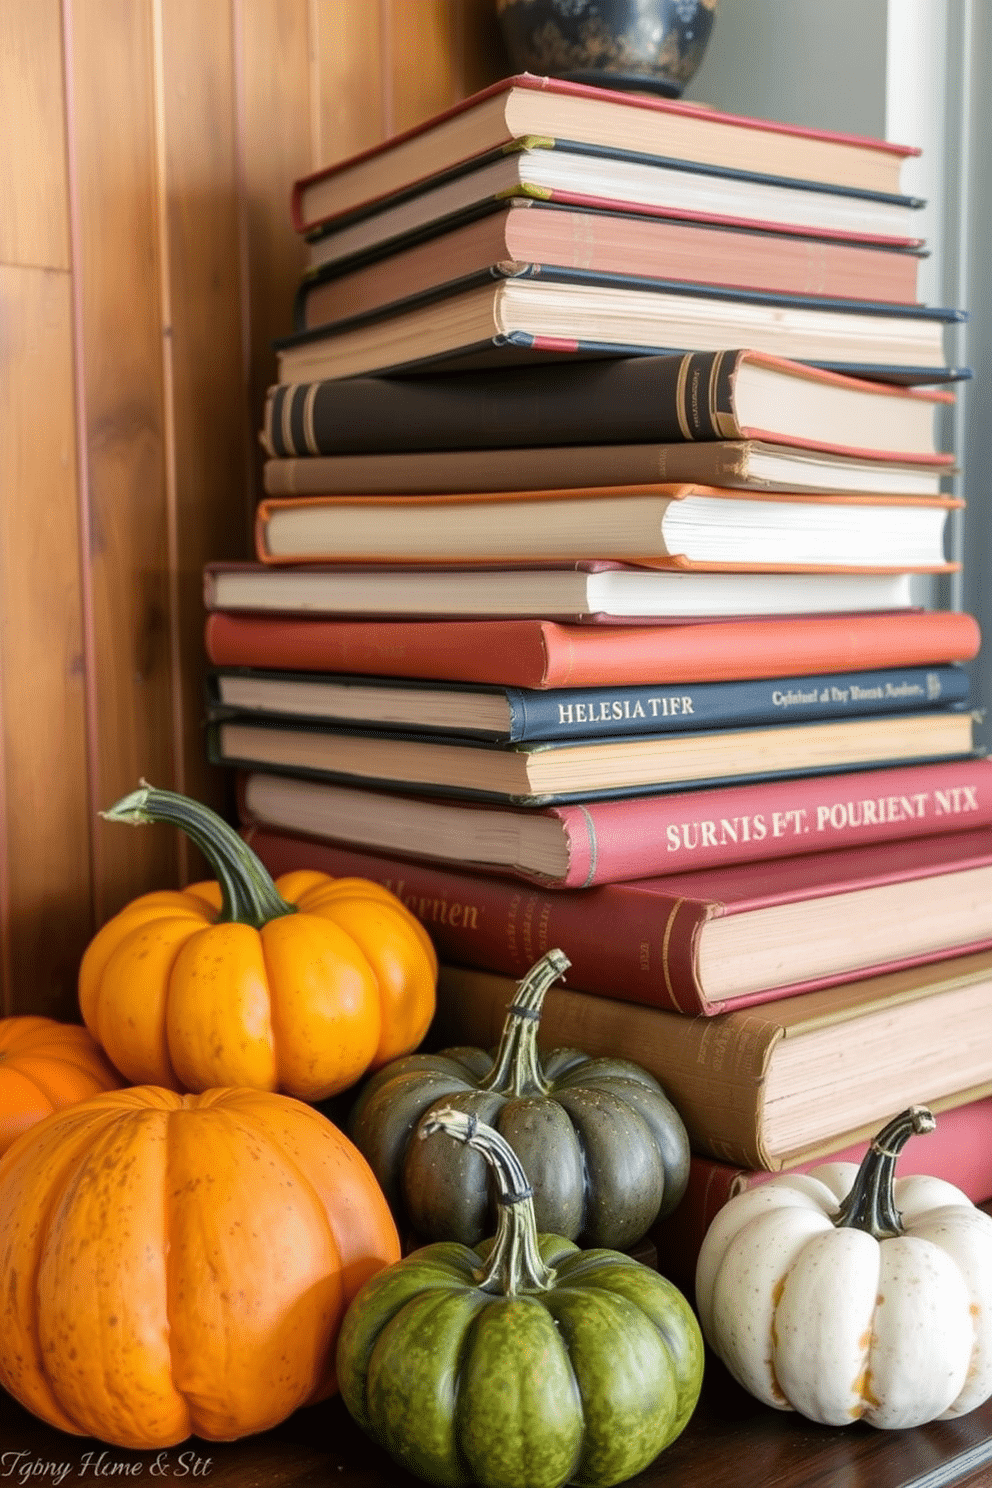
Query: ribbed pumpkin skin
xmin=351 ymin=1046 xmax=690 ymax=1249
xmin=78 ymin=872 xmax=437 ymax=1101
xmin=0 ymin=1085 xmax=401 ymax=1448
xmin=349 ymin=952 xmax=688 ymax=1252
xmin=0 ymin=1015 xmax=123 ymax=1156
xmin=337 ymin=1235 xmax=704 ymax=1488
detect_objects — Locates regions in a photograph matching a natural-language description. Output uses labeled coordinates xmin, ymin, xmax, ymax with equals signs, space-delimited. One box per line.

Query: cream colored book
xmin=433 ymin=950 xmax=992 ymax=1171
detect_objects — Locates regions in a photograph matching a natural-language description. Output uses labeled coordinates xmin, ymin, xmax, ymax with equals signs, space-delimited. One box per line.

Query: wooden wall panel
xmin=2 ymin=0 xmax=507 ymax=1011
xmin=0 ymin=267 xmax=92 ymax=1017
xmin=66 ymin=0 xmax=176 ymax=919
xmin=312 ymin=0 xmax=387 ymax=164
xmin=0 ymin=0 xmax=71 ymax=270
xmin=157 ymin=0 xmax=250 ymax=833
xmin=236 ymin=0 xmax=313 ymax=500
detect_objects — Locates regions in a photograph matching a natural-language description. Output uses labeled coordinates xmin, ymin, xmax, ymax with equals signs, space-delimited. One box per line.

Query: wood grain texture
xmin=0 ymin=0 xmax=71 ymax=270
xmin=236 ymin=0 xmax=311 ymax=501
xmin=312 ymin=0 xmax=387 ymax=162
xmin=0 ymin=267 xmax=92 ymax=1017
xmin=65 ymin=0 xmax=178 ymax=921
xmin=155 ymin=0 xmax=252 ymax=826
xmin=2 ymin=0 xmax=509 ymax=987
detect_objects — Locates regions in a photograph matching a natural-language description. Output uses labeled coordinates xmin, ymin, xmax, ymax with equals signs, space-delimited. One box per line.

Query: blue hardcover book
xmin=205 ymin=705 xmax=979 ymax=805
xmin=207 ymin=665 xmax=971 ymax=744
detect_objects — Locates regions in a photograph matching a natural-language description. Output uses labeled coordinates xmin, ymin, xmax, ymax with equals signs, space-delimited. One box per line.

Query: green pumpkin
xmin=348 ymin=948 xmax=690 ymax=1249
xmin=336 ymin=1106 xmax=704 ymax=1488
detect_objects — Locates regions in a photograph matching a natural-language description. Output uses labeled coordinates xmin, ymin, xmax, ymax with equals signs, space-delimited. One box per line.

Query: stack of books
xmin=203 ymin=75 xmax=992 ymax=1274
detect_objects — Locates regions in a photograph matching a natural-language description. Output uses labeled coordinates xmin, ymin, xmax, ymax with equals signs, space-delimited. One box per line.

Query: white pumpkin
xmin=695 ymin=1106 xmax=992 ymax=1429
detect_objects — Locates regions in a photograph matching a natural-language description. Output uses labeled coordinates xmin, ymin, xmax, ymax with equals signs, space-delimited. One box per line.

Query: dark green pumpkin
xmin=348 ymin=949 xmax=691 ymax=1249
xmin=336 ymin=1107 xmax=704 ymax=1488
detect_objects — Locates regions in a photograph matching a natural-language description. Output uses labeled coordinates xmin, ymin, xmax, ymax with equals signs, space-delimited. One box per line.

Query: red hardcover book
xmin=298 ymin=202 xmax=924 ymax=330
xmin=205 ymin=610 xmax=981 ymax=690
xmin=244 ymin=825 xmax=992 ymax=1017
xmin=237 ymin=756 xmax=992 ymax=889
xmin=291 ymin=74 xmax=919 ymax=234
xmin=650 ymin=1094 xmax=992 ymax=1294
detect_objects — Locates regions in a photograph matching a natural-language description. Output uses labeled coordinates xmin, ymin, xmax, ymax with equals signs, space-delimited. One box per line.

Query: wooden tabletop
xmin=3 ymin=1353 xmax=992 ymax=1488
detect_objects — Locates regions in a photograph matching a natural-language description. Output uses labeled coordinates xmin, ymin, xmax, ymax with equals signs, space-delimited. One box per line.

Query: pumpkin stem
xmin=101 ymin=782 xmax=297 ymax=928
xmin=477 ymin=949 xmax=570 ymax=1098
xmin=833 ymin=1105 xmax=936 ymax=1240
xmin=420 ymin=1106 xmax=557 ymax=1297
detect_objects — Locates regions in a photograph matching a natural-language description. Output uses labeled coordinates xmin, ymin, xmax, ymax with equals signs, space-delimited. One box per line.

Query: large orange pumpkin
xmin=0 ymin=1015 xmax=122 ymax=1156
xmin=79 ymin=784 xmax=437 ymax=1100
xmin=0 ymin=1084 xmax=401 ymax=1447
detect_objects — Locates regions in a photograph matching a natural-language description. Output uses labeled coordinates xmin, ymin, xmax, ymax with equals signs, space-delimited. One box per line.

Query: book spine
xmin=204 ymin=611 xmax=982 ymax=690
xmin=503 ymin=666 xmax=969 ymax=742
xmin=650 ymin=1097 xmax=992 ymax=1294
xmin=431 ymin=963 xmax=775 ymax=1169
xmin=531 ymin=755 xmax=992 ymax=884
xmin=259 ymin=350 xmax=744 ymax=458
xmin=243 ymin=823 xmax=711 ymax=1011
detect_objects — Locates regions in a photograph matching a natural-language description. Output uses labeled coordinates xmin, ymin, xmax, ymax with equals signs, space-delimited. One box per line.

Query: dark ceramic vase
xmin=496 ymin=0 xmax=718 ymax=98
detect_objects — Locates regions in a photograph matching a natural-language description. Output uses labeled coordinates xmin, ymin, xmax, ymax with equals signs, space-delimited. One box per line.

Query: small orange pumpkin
xmin=78 ymin=784 xmax=437 ymax=1100
xmin=0 ymin=1083 xmax=401 ymax=1447
xmin=0 ymin=1015 xmax=122 ymax=1156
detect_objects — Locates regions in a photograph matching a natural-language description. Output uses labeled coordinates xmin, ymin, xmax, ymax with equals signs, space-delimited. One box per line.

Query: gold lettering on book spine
xmin=302 ymin=382 xmax=321 ymax=455
xmin=709 ymin=349 xmax=741 ymax=439
xmin=661 ymin=899 xmax=689 ymax=1011
xmin=674 ymin=354 xmax=697 ymax=440
xmin=281 ymin=384 xmax=299 ymax=456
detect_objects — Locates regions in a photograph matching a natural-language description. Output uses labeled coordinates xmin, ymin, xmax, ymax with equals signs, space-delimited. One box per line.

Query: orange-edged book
xmin=244 ymin=826 xmax=992 ymax=1019
xmin=254 ymin=485 xmax=962 ymax=572
xmin=290 ymin=73 xmax=920 ymax=233
xmin=650 ymin=1095 xmax=992 ymax=1294
xmin=428 ymin=947 xmax=992 ymax=1170
xmin=204 ymin=609 xmax=982 ymax=690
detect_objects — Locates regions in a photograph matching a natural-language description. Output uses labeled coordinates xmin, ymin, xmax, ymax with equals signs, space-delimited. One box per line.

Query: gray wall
xmin=683 ymin=0 xmax=888 ymax=138
xmin=684 ymin=0 xmax=990 ymax=744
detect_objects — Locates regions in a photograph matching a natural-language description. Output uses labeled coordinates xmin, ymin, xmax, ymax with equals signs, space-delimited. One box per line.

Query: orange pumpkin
xmin=0 ymin=1083 xmax=401 ymax=1447
xmin=0 ymin=1015 xmax=122 ymax=1156
xmin=79 ymin=784 xmax=437 ymax=1100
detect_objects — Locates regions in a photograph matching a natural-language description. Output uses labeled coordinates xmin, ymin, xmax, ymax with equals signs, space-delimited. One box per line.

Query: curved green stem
xmin=833 ymin=1105 xmax=935 ymax=1240
xmin=102 ymin=781 xmax=296 ymax=928
xmin=477 ymin=948 xmax=570 ymax=1099
xmin=420 ymin=1106 xmax=557 ymax=1296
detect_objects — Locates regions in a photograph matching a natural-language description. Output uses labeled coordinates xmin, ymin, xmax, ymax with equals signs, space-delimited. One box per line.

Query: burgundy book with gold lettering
xmin=235 ymin=756 xmax=992 ymax=887
xmin=242 ymin=818 xmax=992 ymax=1016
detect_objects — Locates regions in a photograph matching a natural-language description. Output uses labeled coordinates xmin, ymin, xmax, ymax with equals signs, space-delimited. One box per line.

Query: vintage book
xmin=244 ymin=825 xmax=992 ymax=1016
xmin=649 ymin=1094 xmax=992 ymax=1294
xmin=290 ymin=74 xmax=920 ymax=231
xmin=236 ymin=753 xmax=992 ymax=888
xmin=296 ymin=147 xmax=923 ymax=285
xmin=297 ymin=200 xmax=924 ymax=326
xmin=273 ymin=273 xmax=963 ymax=386
xmin=260 ymin=350 xmax=954 ymax=462
xmin=237 ymin=751 xmax=992 ymax=886
xmin=211 ymin=664 xmax=969 ymax=741
xmin=261 ymin=445 xmax=951 ymax=500
xmin=253 ymin=486 xmax=961 ymax=571
xmin=203 ymin=609 xmax=982 ymax=689
xmin=203 ymin=560 xmax=919 ymax=622
xmin=428 ymin=948 xmax=992 ymax=1170
xmin=208 ymin=708 xmax=976 ymax=805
